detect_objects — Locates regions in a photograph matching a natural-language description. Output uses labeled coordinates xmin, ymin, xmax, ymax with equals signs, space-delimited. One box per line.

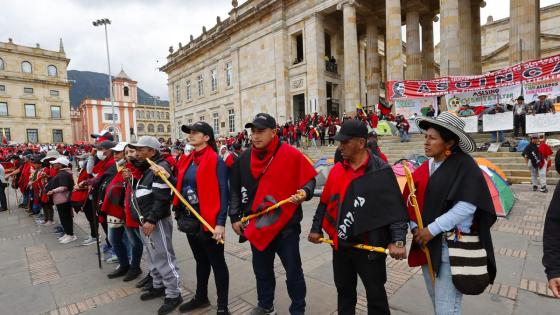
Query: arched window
xmin=157 ymin=112 xmax=161 ymax=120
xmin=166 ymin=112 xmax=170 ymax=120
xmin=167 ymin=125 xmax=171 ymax=133
xmin=21 ymin=61 xmax=32 ymax=73
xmin=137 ymin=123 xmax=145 ymax=132
xmin=124 ymin=86 xmax=129 ymax=97
xmin=47 ymin=65 xmax=57 ymax=77
xmin=0 ymin=58 xmax=4 ymax=70
xmin=157 ymin=124 xmax=165 ymax=133
xmin=148 ymin=124 xmax=154 ymax=132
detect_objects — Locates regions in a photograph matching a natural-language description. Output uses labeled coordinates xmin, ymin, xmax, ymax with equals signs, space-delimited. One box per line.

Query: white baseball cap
xmin=49 ymin=156 xmax=70 ymax=166
xmin=111 ymin=142 xmax=129 ymax=152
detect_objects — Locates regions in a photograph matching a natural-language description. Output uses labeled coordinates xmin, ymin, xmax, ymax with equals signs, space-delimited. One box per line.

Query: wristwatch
xmin=394 ymin=241 xmax=405 ymax=248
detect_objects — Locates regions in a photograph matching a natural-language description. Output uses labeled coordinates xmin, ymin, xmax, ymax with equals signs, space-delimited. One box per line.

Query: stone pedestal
xmin=405 ymin=10 xmax=422 ymax=80
xmin=385 ymin=0 xmax=404 ymax=81
xmin=366 ymin=22 xmax=381 ymax=107
xmin=421 ymin=16 xmax=435 ymax=79
xmin=341 ymin=1 xmax=360 ymax=114
xmin=509 ymin=0 xmax=540 ymax=63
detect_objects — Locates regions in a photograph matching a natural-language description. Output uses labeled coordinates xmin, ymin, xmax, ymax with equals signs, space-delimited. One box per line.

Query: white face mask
xmin=96 ymin=151 xmax=106 ymax=161
xmin=78 ymin=161 xmax=85 ymax=168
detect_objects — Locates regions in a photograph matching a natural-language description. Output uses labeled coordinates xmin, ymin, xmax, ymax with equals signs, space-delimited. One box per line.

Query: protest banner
xmin=522 ymin=79 xmax=560 ymax=103
xmin=482 ymin=111 xmax=514 ymax=132
xmin=459 ymin=115 xmax=479 ymax=133
xmin=526 ymin=113 xmax=560 ymax=133
xmin=444 ymin=84 xmax=521 ymax=110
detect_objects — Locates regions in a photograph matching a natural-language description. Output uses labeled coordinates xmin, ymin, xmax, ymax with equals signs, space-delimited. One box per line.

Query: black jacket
xmin=543 ymin=149 xmax=560 ymax=280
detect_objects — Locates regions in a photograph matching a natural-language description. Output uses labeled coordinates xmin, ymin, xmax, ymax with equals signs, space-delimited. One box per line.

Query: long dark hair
xmin=427 ymin=123 xmax=462 ymax=153
xmin=207 ymin=138 xmax=218 ymax=153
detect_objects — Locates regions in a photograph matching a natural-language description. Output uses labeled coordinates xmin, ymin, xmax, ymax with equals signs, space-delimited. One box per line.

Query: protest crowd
xmin=1 ymin=104 xmax=560 ymax=315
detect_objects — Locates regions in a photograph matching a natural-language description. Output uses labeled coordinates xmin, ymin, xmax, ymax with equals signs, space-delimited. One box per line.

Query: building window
xmin=324 ymin=33 xmax=332 ymax=58
xmin=0 ymin=128 xmax=10 ymax=141
xmin=166 ymin=112 xmax=170 ymax=120
xmin=47 ymin=65 xmax=57 ymax=77
xmin=186 ymin=80 xmax=192 ymax=101
xmin=226 ymin=62 xmax=233 ymax=87
xmin=197 ymin=74 xmax=204 ymax=97
xmin=124 ymin=86 xmax=129 ymax=97
xmin=51 ymin=106 xmax=61 ymax=119
xmin=50 ymin=90 xmax=59 ymax=97
xmin=148 ymin=124 xmax=154 ymax=133
xmin=0 ymin=58 xmax=4 ymax=70
xmin=0 ymin=102 xmax=8 ymax=116
xmin=175 ymin=84 xmax=181 ymax=103
xmin=156 ymin=112 xmax=160 ymax=120
xmin=167 ymin=125 xmax=171 ymax=133
xmin=292 ymin=32 xmax=304 ymax=65
xmin=25 ymin=104 xmax=36 ymax=117
xmin=157 ymin=124 xmax=165 ymax=133
xmin=199 ymin=115 xmax=205 ymax=122
xmin=213 ymin=112 xmax=220 ymax=135
xmin=137 ymin=123 xmax=145 ymax=132
xmin=21 ymin=61 xmax=32 ymax=73
xmin=52 ymin=129 xmax=63 ymax=143
xmin=187 ymin=118 xmax=193 ymax=125
xmin=0 ymin=85 xmax=5 ymax=92
xmin=228 ymin=109 xmax=235 ymax=133
xmin=27 ymin=129 xmax=38 ymax=143
xmin=210 ymin=69 xmax=218 ymax=92
xmin=104 ymin=113 xmax=118 ymax=121
xmin=24 ymin=87 xmax=34 ymax=94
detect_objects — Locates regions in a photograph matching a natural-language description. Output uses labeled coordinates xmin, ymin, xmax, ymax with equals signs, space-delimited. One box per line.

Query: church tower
xmin=112 ymin=68 xmax=138 ymax=103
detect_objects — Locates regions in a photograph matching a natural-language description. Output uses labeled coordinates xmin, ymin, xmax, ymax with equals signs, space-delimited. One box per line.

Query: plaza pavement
xmin=0 ymin=184 xmax=558 ymax=315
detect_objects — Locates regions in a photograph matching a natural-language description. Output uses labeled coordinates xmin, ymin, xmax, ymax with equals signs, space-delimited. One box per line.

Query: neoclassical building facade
xmin=162 ymin=0 xmax=542 ymax=138
xmin=135 ymin=103 xmax=171 ymax=141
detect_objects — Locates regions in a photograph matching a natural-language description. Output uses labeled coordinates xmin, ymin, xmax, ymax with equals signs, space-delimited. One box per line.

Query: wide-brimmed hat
xmin=415 ymin=112 xmax=477 ymax=153
xmin=40 ymin=150 xmax=60 ymax=162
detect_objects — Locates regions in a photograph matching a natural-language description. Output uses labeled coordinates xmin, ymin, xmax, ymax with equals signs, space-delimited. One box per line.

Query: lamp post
xmin=92 ymin=18 xmax=116 ymax=140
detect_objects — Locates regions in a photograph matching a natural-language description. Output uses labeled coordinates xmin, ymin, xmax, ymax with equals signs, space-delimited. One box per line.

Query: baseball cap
xmin=50 ymin=156 xmax=70 ymax=166
xmin=181 ymin=121 xmax=215 ymax=140
xmin=128 ymin=136 xmax=161 ymax=151
xmin=111 ymin=142 xmax=128 ymax=152
xmin=94 ymin=140 xmax=117 ymax=150
xmin=91 ymin=129 xmax=114 ymax=142
xmin=245 ymin=113 xmax=276 ymax=129
xmin=333 ymin=119 xmax=368 ymax=141
xmin=368 ymin=130 xmax=378 ymax=138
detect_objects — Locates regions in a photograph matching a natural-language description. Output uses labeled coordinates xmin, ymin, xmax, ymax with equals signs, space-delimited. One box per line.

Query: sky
xmin=1 ymin=0 xmax=558 ymax=101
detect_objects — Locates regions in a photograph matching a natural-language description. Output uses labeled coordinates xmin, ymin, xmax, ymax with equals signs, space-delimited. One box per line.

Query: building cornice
xmin=0 ymin=74 xmax=72 ymax=87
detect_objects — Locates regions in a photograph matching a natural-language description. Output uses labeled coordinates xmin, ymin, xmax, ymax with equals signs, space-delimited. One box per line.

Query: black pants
xmin=187 ymin=233 xmax=229 ymax=308
xmin=320 ymin=136 xmax=326 ymax=146
xmin=57 ymin=202 xmax=74 ymax=236
xmin=513 ymin=114 xmax=526 ymax=137
xmin=0 ymin=183 xmax=7 ymax=210
xmin=333 ymin=249 xmax=389 ymax=315
xmin=43 ymin=203 xmax=54 ymax=222
xmin=328 ymin=137 xmax=335 ymax=145
xmin=83 ymin=199 xmax=109 ymax=245
xmin=251 ymin=231 xmax=306 ymax=314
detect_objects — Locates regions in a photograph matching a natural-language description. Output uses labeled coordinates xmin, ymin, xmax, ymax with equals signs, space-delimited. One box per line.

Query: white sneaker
xmin=58 ymin=234 xmax=68 ymax=241
xmin=44 ymin=221 xmax=55 ymax=226
xmin=60 ymin=235 xmax=78 ymax=244
xmin=82 ymin=236 xmax=96 ymax=246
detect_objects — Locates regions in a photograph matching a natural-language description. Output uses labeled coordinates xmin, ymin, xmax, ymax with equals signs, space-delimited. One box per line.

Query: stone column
xmin=339 ymin=1 xmax=360 ymax=114
xmin=366 ymin=22 xmax=381 ymax=107
xmin=305 ymin=14 xmax=326 ymax=115
xmin=471 ymin=0 xmax=482 ymax=74
xmin=509 ymin=0 xmax=540 ymax=63
xmin=440 ymin=0 xmax=461 ymax=76
xmin=405 ymin=10 xmax=422 ymax=79
xmin=420 ymin=15 xmax=435 ymax=79
xmin=385 ymin=0 xmax=404 ymax=81
xmin=459 ymin=0 xmax=473 ymax=74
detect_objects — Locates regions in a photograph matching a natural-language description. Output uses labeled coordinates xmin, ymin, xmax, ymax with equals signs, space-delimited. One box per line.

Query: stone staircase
xmin=302 ymin=132 xmax=560 ymax=185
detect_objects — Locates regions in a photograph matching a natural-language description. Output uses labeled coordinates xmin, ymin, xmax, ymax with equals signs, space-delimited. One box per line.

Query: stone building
xmin=72 ymin=69 xmax=137 ymax=142
xmin=162 ymin=0 xmax=542 ymax=138
xmin=0 ymin=38 xmax=72 ymax=143
xmin=135 ymin=103 xmax=171 ymax=141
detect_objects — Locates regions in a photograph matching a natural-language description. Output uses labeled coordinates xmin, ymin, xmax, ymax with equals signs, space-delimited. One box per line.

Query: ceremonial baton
xmin=319 ymin=238 xmax=389 ymax=254
xmin=401 ymin=161 xmax=435 ymax=283
xmin=240 ymin=192 xmax=304 ymax=224
xmin=146 ymin=158 xmax=224 ymax=245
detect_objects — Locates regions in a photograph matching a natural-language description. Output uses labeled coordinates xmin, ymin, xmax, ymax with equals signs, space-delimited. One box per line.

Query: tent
xmin=479 ymin=165 xmax=515 ymax=217
xmin=376 ymin=121 xmax=396 ymax=136
xmin=314 ymin=156 xmax=335 ymax=187
xmin=392 ymin=160 xmax=416 ymax=192
xmin=475 ymin=157 xmax=508 ymax=183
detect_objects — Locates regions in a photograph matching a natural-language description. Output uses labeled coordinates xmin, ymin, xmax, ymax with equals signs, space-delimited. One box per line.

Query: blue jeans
xmin=490 ymin=131 xmax=504 ymax=143
xmin=422 ymin=241 xmax=463 ymax=315
xmin=108 ymin=226 xmax=129 ymax=268
xmin=251 ymin=231 xmax=306 ymax=314
xmin=399 ymin=130 xmax=410 ymax=142
xmin=125 ymin=226 xmax=144 ymax=269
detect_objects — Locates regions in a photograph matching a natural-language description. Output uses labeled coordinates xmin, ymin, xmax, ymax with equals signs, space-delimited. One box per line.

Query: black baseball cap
xmin=333 ymin=119 xmax=368 ymax=141
xmin=245 ymin=113 xmax=276 ymax=129
xmin=94 ymin=140 xmax=116 ymax=150
xmin=181 ymin=121 xmax=215 ymax=140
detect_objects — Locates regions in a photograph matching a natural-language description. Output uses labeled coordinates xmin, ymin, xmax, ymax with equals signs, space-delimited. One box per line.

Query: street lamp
xmin=92 ymin=18 xmax=117 ymax=140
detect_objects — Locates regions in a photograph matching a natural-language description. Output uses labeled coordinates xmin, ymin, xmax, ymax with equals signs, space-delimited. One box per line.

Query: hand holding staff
xmin=318 ymin=238 xmax=389 ymax=254
xmin=146 ymin=158 xmax=224 ymax=245
xmin=240 ymin=191 xmax=305 ymax=224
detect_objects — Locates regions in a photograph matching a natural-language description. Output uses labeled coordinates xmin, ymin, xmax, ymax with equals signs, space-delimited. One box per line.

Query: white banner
xmin=526 ymin=113 xmax=560 ymax=133
xmin=482 ymin=111 xmax=514 ymax=132
xmin=459 ymin=116 xmax=479 ymax=133
xmin=395 ymin=97 xmax=436 ymax=133
xmin=445 ymin=85 xmax=522 ymax=111
xmin=522 ymin=79 xmax=560 ymax=103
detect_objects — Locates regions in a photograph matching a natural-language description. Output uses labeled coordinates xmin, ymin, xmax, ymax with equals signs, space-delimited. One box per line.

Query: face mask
xmin=131 ymin=159 xmax=149 ymax=171
xmin=78 ymin=161 xmax=85 ymax=168
xmin=96 ymin=151 xmax=106 ymax=161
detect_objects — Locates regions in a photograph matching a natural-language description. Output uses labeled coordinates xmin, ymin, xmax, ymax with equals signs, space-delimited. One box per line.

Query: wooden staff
xmin=240 ymin=192 xmax=304 ymax=224
xmin=146 ymin=158 xmax=224 ymax=245
xmin=402 ymin=161 xmax=435 ymax=283
xmin=319 ymin=238 xmax=389 ymax=254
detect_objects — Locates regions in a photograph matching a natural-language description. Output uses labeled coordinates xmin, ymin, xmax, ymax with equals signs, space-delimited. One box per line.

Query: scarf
xmin=250 ymin=136 xmax=279 ymax=179
xmin=538 ymin=143 xmax=553 ymax=169
xmin=92 ymin=156 xmax=115 ymax=176
xmin=124 ymin=163 xmax=142 ymax=228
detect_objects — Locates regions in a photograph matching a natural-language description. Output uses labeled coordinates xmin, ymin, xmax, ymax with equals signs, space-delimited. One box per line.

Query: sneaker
xmin=36 ymin=220 xmax=46 ymax=225
xmin=43 ymin=221 xmax=55 ymax=226
xmin=106 ymin=255 xmax=119 ymax=264
xmin=108 ymin=265 xmax=129 ymax=279
xmin=123 ymin=267 xmax=142 ymax=282
xmin=532 ymin=185 xmax=538 ymax=191
xmin=142 ymin=283 xmax=154 ymax=292
xmin=540 ymin=186 xmax=549 ymax=193
xmin=136 ymin=273 xmax=152 ymax=288
xmin=179 ymin=297 xmax=210 ymax=313
xmin=82 ymin=236 xmax=97 ymax=246
xmin=217 ymin=307 xmax=230 ymax=315
xmin=101 ymin=244 xmax=112 ymax=254
xmin=249 ymin=306 xmax=276 ymax=315
xmin=58 ymin=234 xmax=69 ymax=241
xmin=140 ymin=287 xmax=166 ymax=301
xmin=60 ymin=235 xmax=78 ymax=244
xmin=158 ymin=296 xmax=183 ymax=315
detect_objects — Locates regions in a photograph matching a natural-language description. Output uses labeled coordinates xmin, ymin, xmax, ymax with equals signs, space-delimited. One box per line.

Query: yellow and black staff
xmin=240 ymin=192 xmax=304 ymax=224
xmin=319 ymin=238 xmax=389 ymax=254
xmin=402 ymin=161 xmax=435 ymax=283
xmin=146 ymin=158 xmax=224 ymax=245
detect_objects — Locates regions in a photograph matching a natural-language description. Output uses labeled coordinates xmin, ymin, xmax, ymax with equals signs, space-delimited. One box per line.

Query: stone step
xmin=508 ymin=176 xmax=558 ymax=185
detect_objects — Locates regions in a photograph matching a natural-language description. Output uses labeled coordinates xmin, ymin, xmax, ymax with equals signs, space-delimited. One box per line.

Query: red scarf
xmin=92 ymin=156 xmax=115 ymax=175
xmin=174 ymin=146 xmax=221 ymax=230
xmin=71 ymin=169 xmax=91 ymax=205
xmin=124 ymin=163 xmax=142 ymax=228
xmin=250 ymin=136 xmax=279 ymax=179
xmin=101 ymin=169 xmax=126 ymax=219
xmin=538 ymin=143 xmax=553 ymax=169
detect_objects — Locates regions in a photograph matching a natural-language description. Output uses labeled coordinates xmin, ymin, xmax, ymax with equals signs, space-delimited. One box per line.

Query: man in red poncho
xmin=522 ymin=133 xmax=554 ymax=193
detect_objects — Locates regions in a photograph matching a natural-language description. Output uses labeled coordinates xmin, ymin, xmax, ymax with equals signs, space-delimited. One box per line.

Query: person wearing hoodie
xmin=522 ymin=134 xmax=553 ymax=193
xmin=45 ymin=156 xmax=76 ymax=244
